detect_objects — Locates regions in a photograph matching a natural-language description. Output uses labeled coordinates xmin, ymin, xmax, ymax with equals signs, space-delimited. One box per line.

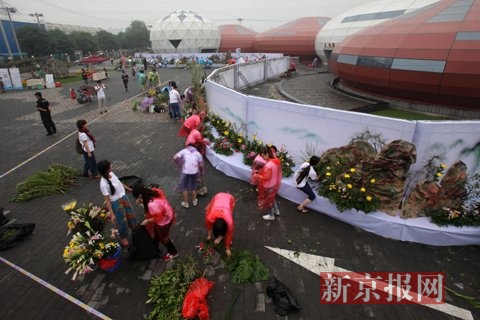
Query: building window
xmin=391 ymin=59 xmax=446 ymax=73
xmin=337 ymin=54 xmax=358 ymax=65
xmin=428 ymin=0 xmax=473 ymax=22
xmin=341 ymin=10 xmax=405 ymax=23
xmin=357 ymin=56 xmax=393 ymax=69
xmin=456 ymin=31 xmax=480 ymax=41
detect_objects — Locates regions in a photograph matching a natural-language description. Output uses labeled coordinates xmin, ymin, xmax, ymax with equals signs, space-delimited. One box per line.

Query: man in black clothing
xmin=121 ymin=70 xmax=129 ymax=92
xmin=35 ymin=92 xmax=56 ymax=136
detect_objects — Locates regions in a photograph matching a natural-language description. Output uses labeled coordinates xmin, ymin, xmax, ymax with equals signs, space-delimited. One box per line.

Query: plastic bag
xmin=182 ymin=277 xmax=215 ymax=320
xmin=266 ymin=278 xmax=301 ymax=316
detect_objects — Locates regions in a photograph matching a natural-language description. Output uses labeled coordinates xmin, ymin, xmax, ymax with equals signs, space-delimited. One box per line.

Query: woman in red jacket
xmin=205 ymin=192 xmax=236 ymax=257
xmin=133 ymin=183 xmax=178 ymax=261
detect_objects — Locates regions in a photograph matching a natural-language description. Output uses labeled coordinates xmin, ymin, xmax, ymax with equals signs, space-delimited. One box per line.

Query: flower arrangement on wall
xmin=208 ymin=113 xmax=295 ymax=177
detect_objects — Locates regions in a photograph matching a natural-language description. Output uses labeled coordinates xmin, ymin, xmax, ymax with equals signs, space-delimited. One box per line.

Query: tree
xmin=69 ymin=31 xmax=98 ymax=54
xmin=48 ymin=29 xmax=75 ymax=54
xmin=95 ymin=30 xmax=119 ymax=51
xmin=123 ymin=20 xmax=150 ymax=50
xmin=16 ymin=26 xmax=54 ymax=57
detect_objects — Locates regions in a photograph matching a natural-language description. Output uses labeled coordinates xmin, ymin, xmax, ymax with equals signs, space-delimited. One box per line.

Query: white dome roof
xmin=150 ymin=10 xmax=221 ymax=53
xmin=314 ymin=0 xmax=440 ymax=64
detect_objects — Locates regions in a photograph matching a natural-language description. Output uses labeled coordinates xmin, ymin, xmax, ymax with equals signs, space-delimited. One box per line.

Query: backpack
xmin=75 ymin=138 xmax=83 ymax=155
xmin=266 ymin=278 xmax=301 ymax=316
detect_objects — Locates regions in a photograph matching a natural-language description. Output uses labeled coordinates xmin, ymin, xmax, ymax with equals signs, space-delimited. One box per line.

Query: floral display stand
xmin=205 ymin=147 xmax=480 ymax=246
xmin=99 ymin=246 xmax=122 ymax=273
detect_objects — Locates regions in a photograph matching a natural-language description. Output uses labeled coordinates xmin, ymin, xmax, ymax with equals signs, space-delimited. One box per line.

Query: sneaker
xmin=163 ymin=253 xmax=178 ymax=262
xmin=262 ymin=214 xmax=275 ymax=221
xmin=274 ymin=210 xmax=280 ymax=216
xmin=193 ymin=199 xmax=198 ymax=207
xmin=181 ymin=201 xmax=190 ymax=208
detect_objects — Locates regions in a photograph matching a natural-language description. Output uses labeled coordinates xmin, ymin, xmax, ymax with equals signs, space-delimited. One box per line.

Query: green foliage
xmin=349 ymin=129 xmax=386 ymax=153
xmin=146 ymin=257 xmax=200 ymax=320
xmin=225 ymin=250 xmax=269 ymax=284
xmin=318 ymin=166 xmax=381 ymax=213
xmin=16 ymin=27 xmax=54 ymax=57
xmin=11 ymin=164 xmax=79 ymax=202
xmin=427 ymin=173 xmax=480 ymax=227
xmin=213 ymin=137 xmax=234 ymax=156
xmin=209 ymin=113 xmax=295 ymax=176
xmin=123 ymin=20 xmax=150 ymax=50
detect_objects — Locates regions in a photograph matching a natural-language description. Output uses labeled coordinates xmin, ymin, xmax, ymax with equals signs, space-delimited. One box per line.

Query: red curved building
xmin=330 ymin=0 xmax=480 ymax=109
xmin=253 ymin=17 xmax=330 ymax=59
xmin=219 ymin=24 xmax=257 ymax=53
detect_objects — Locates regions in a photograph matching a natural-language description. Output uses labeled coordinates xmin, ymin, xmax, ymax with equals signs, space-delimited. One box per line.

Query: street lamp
xmin=29 ymin=12 xmax=43 ymax=27
xmin=0 ymin=4 xmax=23 ymax=59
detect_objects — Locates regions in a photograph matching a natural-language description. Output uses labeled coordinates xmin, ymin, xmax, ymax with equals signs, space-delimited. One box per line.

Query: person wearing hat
xmin=35 ymin=92 xmax=56 ymax=136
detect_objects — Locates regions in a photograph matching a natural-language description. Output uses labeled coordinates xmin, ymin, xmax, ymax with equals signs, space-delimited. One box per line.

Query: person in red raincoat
xmin=186 ymin=128 xmax=209 ymax=156
xmin=252 ymin=146 xmax=282 ymax=221
xmin=178 ymin=111 xmax=205 ymax=137
xmin=132 ymin=183 xmax=179 ymax=261
xmin=205 ymin=192 xmax=235 ymax=257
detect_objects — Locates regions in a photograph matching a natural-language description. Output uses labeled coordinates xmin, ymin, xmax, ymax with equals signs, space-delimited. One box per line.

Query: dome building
xmin=329 ymin=0 xmax=480 ymax=109
xmin=315 ymin=0 xmax=440 ymax=64
xmin=150 ymin=10 xmax=221 ymax=53
xmin=253 ymin=17 xmax=330 ymax=60
xmin=218 ymin=24 xmax=257 ymax=53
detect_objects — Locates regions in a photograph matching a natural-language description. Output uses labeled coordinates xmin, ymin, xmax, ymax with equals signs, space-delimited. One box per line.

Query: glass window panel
xmin=357 ymin=56 xmax=393 ymax=69
xmin=456 ymin=31 xmax=480 ymax=41
xmin=391 ymin=59 xmax=446 ymax=73
xmin=337 ymin=54 xmax=358 ymax=65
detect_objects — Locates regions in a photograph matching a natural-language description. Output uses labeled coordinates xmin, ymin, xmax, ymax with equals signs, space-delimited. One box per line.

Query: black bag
xmin=0 ymin=223 xmax=36 ymax=251
xmin=75 ymin=138 xmax=83 ymax=155
xmin=128 ymin=226 xmax=161 ymax=260
xmin=266 ymin=278 xmax=301 ymax=316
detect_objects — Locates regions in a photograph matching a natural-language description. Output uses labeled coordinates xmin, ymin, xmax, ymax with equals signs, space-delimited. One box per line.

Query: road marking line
xmin=265 ymin=246 xmax=474 ymax=320
xmin=0 ymin=256 xmax=112 ymax=320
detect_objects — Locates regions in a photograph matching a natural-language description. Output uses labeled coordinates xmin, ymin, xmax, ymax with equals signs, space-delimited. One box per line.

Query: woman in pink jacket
xmin=133 ymin=183 xmax=178 ymax=261
xmin=205 ymin=192 xmax=236 ymax=257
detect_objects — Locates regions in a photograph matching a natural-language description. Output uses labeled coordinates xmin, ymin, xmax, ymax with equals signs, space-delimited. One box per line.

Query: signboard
xmin=45 ymin=74 xmax=55 ymax=88
xmin=0 ymin=68 xmax=23 ymax=91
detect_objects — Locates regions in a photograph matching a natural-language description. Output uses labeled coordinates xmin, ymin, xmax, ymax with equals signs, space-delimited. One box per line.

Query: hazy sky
xmin=9 ymin=0 xmax=369 ymax=33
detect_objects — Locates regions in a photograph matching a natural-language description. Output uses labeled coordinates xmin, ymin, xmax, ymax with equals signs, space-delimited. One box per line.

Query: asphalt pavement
xmin=0 ymin=62 xmax=478 ymax=320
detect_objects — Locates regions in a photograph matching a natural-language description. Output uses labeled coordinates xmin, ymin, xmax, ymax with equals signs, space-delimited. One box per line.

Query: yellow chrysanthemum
xmin=344 ymin=174 xmax=350 ymax=179
xmin=440 ymin=163 xmax=447 ymax=169
xmin=67 ymin=221 xmax=75 ymax=229
xmin=259 ymin=140 xmax=263 ymax=145
xmin=99 ymin=243 xmax=105 ymax=249
xmin=350 ymin=168 xmax=356 ymax=173
xmin=360 ymin=187 xmax=366 ymax=192
xmin=370 ymin=179 xmax=376 ymax=184
xmin=366 ymin=196 xmax=372 ymax=201
xmin=62 ymin=201 xmax=77 ymax=212
xmin=347 ymin=184 xmax=352 ymax=189
xmin=237 ymin=138 xmax=243 ymax=144
xmin=436 ymin=172 xmax=442 ymax=177
xmin=253 ymin=135 xmax=257 ymax=140
xmin=224 ymin=131 xmax=229 ymax=136
xmin=326 ymin=172 xmax=331 ymax=176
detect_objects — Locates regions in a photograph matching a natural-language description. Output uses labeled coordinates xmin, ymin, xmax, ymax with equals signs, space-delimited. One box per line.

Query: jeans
xmin=82 ymin=150 xmax=98 ymax=176
xmin=170 ymin=102 xmax=181 ymax=121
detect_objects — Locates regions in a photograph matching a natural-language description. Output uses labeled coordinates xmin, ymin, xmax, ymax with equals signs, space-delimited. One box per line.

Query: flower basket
xmin=99 ymin=246 xmax=122 ymax=273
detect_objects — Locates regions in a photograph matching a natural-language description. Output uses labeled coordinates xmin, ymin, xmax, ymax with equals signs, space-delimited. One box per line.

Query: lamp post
xmin=29 ymin=12 xmax=43 ymax=27
xmin=0 ymin=4 xmax=23 ymax=59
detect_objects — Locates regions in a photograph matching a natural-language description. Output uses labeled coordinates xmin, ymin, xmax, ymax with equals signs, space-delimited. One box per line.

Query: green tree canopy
xmin=95 ymin=30 xmax=119 ymax=51
xmin=48 ymin=29 xmax=75 ymax=54
xmin=123 ymin=20 xmax=150 ymax=50
xmin=16 ymin=26 xmax=54 ymax=57
xmin=69 ymin=31 xmax=98 ymax=54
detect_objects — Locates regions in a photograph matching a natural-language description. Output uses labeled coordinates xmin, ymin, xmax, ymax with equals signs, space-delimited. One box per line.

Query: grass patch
xmin=372 ymin=108 xmax=450 ymax=120
xmin=56 ymin=73 xmax=83 ymax=85
xmin=11 ymin=163 xmax=79 ymax=202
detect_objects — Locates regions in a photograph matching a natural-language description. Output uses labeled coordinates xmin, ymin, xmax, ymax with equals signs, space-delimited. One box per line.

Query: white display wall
xmin=204 ymin=59 xmax=480 ymax=245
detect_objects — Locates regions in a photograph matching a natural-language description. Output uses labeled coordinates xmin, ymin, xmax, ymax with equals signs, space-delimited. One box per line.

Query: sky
xmin=8 ymin=0 xmax=369 ymax=33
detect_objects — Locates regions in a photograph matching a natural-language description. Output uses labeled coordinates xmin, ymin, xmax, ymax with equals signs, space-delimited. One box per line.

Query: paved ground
xmin=0 ymin=63 xmax=479 ymax=320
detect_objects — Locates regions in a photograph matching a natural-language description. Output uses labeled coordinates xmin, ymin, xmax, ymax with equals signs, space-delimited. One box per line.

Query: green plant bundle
xmin=11 ymin=164 xmax=79 ymax=202
xmin=225 ymin=250 xmax=269 ymax=284
xmin=146 ymin=257 xmax=200 ymax=320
